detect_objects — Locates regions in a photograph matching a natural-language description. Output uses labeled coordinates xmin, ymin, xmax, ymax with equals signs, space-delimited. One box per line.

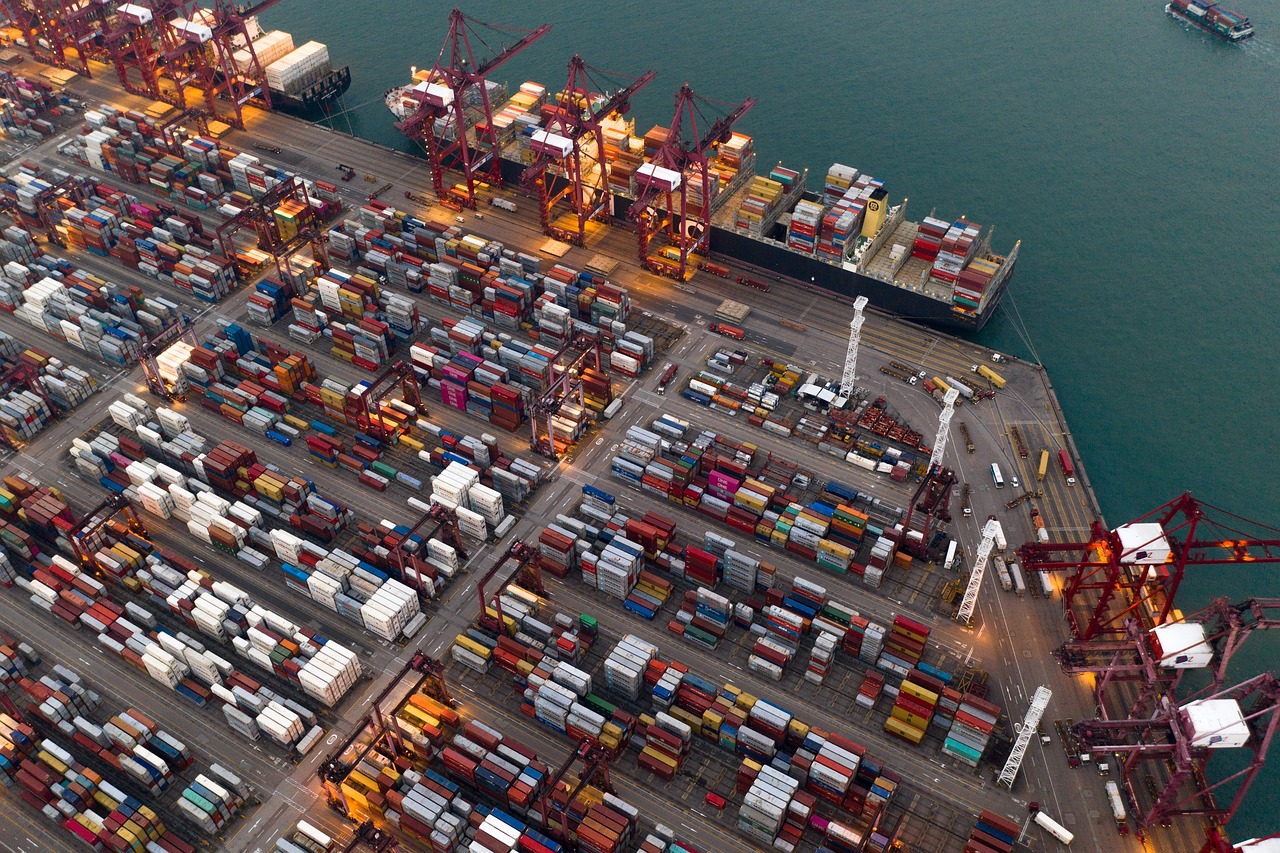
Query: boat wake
xmin=1238 ymin=36 xmax=1280 ymax=67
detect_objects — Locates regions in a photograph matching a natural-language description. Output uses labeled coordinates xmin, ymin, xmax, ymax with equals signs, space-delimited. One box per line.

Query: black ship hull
xmin=490 ymin=157 xmax=1006 ymax=333
xmin=269 ymin=66 xmax=352 ymax=118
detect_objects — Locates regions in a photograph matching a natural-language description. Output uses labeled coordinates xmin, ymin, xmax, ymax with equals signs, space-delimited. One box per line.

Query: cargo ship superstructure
xmin=387 ymin=71 xmax=1018 ymax=332
xmin=1166 ymin=0 xmax=1255 ymax=40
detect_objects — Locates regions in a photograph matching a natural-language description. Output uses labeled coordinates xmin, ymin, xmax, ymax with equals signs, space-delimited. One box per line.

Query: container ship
xmin=386 ymin=75 xmax=1017 ymax=332
xmin=1166 ymin=0 xmax=1255 ymax=41
xmin=233 ymin=17 xmax=351 ymax=116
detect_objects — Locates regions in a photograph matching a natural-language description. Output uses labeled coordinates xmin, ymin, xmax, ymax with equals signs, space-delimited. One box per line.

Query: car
xmin=704 ymin=792 xmax=727 ymax=810
xmin=455 ymin=216 xmax=465 ymax=223
xmin=1011 ymin=476 xmax=1021 ymax=490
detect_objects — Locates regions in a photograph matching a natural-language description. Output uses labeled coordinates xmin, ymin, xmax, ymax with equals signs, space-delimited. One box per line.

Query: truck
xmin=1037 ymin=449 xmax=1050 ymax=482
xmin=656 ymin=363 xmax=678 ymax=394
xmin=1010 ymin=424 xmax=1029 ymax=458
xmin=974 ymin=363 xmax=1007 ymax=389
xmin=1009 ymin=561 xmax=1026 ymax=596
xmin=698 ymin=260 xmax=730 ymax=277
xmin=961 ymin=483 xmax=972 ymax=516
xmin=709 ymin=323 xmax=745 ymax=340
xmin=994 ymin=554 xmax=1013 ymax=592
xmin=944 ymin=375 xmax=975 ymax=400
xmin=735 ymin=275 xmax=770 ymax=292
xmin=943 ymin=539 xmax=958 ymax=572
xmin=1030 ymin=508 xmax=1049 ymax=543
xmin=958 ymin=421 xmax=975 ymax=453
xmin=490 ymin=197 xmax=517 ymax=212
xmin=1105 ymin=781 xmax=1129 ymax=835
xmin=1058 ymin=449 xmax=1077 ymax=485
xmin=880 ymin=365 xmax=917 ymax=385
xmin=1030 ymin=805 xmax=1075 ymax=846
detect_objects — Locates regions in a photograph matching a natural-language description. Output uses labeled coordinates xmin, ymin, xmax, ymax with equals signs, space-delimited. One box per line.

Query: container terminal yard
xmin=0 ymin=9 xmax=1275 ymax=853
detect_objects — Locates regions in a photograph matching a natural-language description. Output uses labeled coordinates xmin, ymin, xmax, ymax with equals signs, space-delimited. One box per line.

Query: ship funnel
xmin=861 ymin=188 xmax=889 ymax=238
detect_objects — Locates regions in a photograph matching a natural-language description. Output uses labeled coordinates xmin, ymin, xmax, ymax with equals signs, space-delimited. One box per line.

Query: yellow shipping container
xmin=883 ymin=716 xmax=925 ymax=743
xmin=453 ymin=635 xmax=493 ymax=660
xmin=641 ymin=746 xmax=679 ymax=771
xmin=787 ymin=719 xmax=810 ymax=741
xmin=284 ymin=414 xmax=310 ymax=431
xmin=900 ymin=681 xmax=939 ymax=706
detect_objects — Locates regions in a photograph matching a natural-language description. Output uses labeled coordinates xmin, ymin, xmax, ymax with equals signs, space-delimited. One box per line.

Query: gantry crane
xmin=1059 ymin=598 xmax=1280 ymax=716
xmin=520 ymin=55 xmax=655 ymax=245
xmin=214 ymin=175 xmax=329 ymax=279
xmin=1074 ymin=672 xmax=1280 ymax=831
xmin=627 ymin=84 xmax=755 ymax=280
xmin=897 ymin=463 xmax=956 ymax=558
xmin=140 ymin=318 xmax=198 ymax=401
xmin=388 ymin=501 xmax=465 ymax=595
xmin=475 ymin=540 xmax=537 ymax=634
xmin=0 ymin=360 xmax=59 ymax=450
xmin=320 ymin=651 xmax=453 ymax=814
xmin=535 ymin=737 xmax=614 ymax=843
xmin=395 ymin=9 xmax=551 ymax=208
xmin=0 ymin=0 xmax=105 ymax=75
xmin=101 ymin=1 xmax=178 ymax=101
xmin=69 ymin=492 xmax=146 ymax=567
xmin=340 ymin=361 xmax=422 ymax=444
xmin=1018 ymin=493 xmax=1280 ymax=643
xmin=0 ymin=171 xmax=92 ymax=249
xmin=528 ymin=332 xmax=608 ymax=460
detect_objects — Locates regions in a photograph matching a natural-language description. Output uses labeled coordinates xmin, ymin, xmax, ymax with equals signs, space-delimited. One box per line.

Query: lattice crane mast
xmin=956 ymin=518 xmax=1001 ymax=625
xmin=396 ymin=9 xmax=551 ymax=208
xmin=520 ymin=56 xmax=655 ymax=245
xmin=628 ymin=84 xmax=755 ymax=280
xmin=929 ymin=388 xmax=960 ymax=470
xmin=996 ymin=685 xmax=1052 ymax=788
xmin=839 ymin=296 xmax=868 ymax=399
xmin=1018 ymin=492 xmax=1280 ymax=643
xmin=1074 ymin=672 xmax=1280 ymax=831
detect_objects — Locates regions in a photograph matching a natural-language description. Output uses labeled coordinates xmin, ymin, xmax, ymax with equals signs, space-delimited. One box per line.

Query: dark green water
xmin=265 ymin=0 xmax=1280 ymax=838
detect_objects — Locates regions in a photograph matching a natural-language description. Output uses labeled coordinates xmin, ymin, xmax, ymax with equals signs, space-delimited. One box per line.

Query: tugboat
xmin=1166 ymin=0 xmax=1255 ymax=41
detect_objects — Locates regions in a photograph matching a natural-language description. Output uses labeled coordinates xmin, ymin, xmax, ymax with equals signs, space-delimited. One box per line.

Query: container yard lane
xmin=0 ymin=59 xmax=1199 ymax=853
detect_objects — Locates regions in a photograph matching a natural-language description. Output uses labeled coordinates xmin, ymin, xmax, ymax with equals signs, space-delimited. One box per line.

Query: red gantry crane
xmin=1018 ymin=492 xmax=1280 ymax=643
xmin=520 ymin=55 xmax=655 ymax=246
xmin=535 ymin=737 xmax=614 ymax=844
xmin=0 ymin=0 xmax=106 ymax=76
xmin=396 ymin=8 xmax=551 ymax=209
xmin=150 ymin=0 xmax=281 ymax=129
xmin=628 ymin=84 xmax=755 ymax=281
xmin=1018 ymin=493 xmax=1280 ymax=836
xmin=102 ymin=1 xmax=171 ymax=101
xmin=1074 ymin=672 xmax=1280 ymax=831
xmin=475 ymin=540 xmax=538 ymax=634
xmin=341 ymin=360 xmax=422 ymax=444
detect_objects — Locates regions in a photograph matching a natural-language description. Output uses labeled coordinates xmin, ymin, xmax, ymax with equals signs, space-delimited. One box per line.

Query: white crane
xmin=839 ymin=296 xmax=869 ymax=400
xmin=997 ymin=686 xmax=1053 ymax=789
xmin=956 ymin=518 xmax=1001 ymax=625
xmin=929 ymin=388 xmax=959 ymax=470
